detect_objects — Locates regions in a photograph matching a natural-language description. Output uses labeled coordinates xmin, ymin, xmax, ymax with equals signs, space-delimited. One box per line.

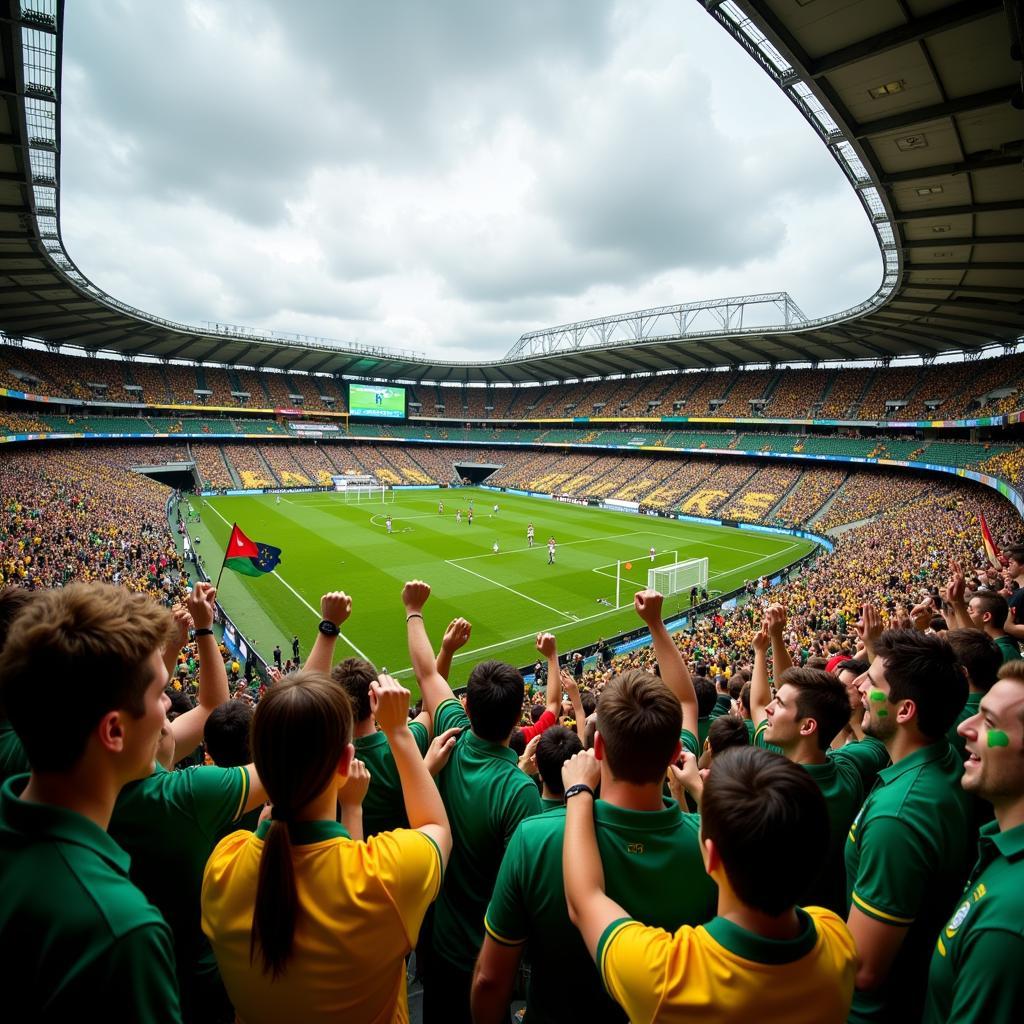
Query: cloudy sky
xmin=59 ymin=0 xmax=881 ymax=362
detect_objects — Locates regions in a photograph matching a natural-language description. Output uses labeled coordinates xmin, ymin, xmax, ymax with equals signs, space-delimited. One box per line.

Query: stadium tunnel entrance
xmin=454 ymin=461 xmax=502 ymax=485
xmin=131 ymin=463 xmax=196 ymax=491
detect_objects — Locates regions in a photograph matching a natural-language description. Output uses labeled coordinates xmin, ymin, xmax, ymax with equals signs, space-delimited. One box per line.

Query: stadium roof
xmin=0 ymin=0 xmax=1019 ymax=383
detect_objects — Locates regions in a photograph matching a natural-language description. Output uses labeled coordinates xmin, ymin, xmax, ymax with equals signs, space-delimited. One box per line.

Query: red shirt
xmin=520 ymin=709 xmax=556 ymax=742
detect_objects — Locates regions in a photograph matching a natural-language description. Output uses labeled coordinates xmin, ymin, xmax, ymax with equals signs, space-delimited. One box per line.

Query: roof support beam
xmin=853 ymin=85 xmax=1018 ymax=139
xmin=807 ymin=0 xmax=1002 ymax=77
xmin=896 ymin=200 xmax=1024 ymax=220
xmin=879 ymin=149 xmax=1024 ymax=184
xmin=901 ymin=235 xmax=1024 ymax=249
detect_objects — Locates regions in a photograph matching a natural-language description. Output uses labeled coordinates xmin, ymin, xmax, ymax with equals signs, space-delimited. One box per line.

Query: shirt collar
xmin=0 ymin=774 xmax=131 ymax=874
xmin=878 ymin=739 xmax=952 ymax=784
xmin=594 ymin=797 xmax=684 ymax=832
xmin=703 ymin=908 xmax=817 ymax=965
xmin=254 ymin=819 xmax=351 ymax=844
xmin=464 ymin=729 xmax=518 ymax=763
xmin=981 ymin=819 xmax=1024 ymax=862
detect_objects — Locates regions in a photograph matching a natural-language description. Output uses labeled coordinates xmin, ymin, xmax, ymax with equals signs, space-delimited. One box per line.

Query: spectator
xmin=202 ymin=672 xmax=450 ymax=1023
xmin=563 ymin=746 xmax=856 ymax=1021
xmin=0 ymin=583 xmax=182 ymax=1022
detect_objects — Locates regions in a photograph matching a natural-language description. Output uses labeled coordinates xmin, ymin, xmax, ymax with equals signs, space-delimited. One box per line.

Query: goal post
xmin=648 ymin=557 xmax=709 ymax=598
xmin=611 ymin=549 xmax=679 ymax=607
xmin=332 ymin=474 xmax=391 ymax=503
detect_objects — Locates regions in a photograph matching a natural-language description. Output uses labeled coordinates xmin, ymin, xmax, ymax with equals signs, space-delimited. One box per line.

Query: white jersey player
xmin=527 ymin=523 xmax=535 ymax=547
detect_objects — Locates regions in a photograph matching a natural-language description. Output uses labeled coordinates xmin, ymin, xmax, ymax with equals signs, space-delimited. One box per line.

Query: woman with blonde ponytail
xmin=202 ymin=669 xmax=451 ymax=1023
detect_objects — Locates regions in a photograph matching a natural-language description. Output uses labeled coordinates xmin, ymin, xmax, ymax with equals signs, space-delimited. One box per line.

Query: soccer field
xmin=187 ymin=487 xmax=816 ymax=689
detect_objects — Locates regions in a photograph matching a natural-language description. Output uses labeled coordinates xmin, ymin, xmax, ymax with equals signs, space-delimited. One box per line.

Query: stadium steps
xmin=844 ymin=369 xmax=878 ymax=420
xmin=254 ymin=447 xmax=283 ymax=486
xmin=217 ymin=446 xmax=242 ymax=488
xmin=766 ymin=473 xmax=806 ymax=522
xmin=808 ymin=474 xmax=851 ymax=529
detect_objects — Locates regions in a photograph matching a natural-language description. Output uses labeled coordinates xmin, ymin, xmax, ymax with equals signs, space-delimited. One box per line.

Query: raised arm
xmin=372 ymin=675 xmax=452 ymax=863
xmin=854 ymin=603 xmax=883 ymax=664
xmin=337 ymin=758 xmax=370 ymax=841
xmin=535 ymin=633 xmax=562 ymax=717
xmin=561 ymin=751 xmax=625 ymax=958
xmin=403 ymin=580 xmax=457 ymax=719
xmin=435 ymin=616 xmax=472 ymax=682
xmin=749 ymin=620 xmax=772 ymax=728
xmin=170 ymin=583 xmax=229 ymax=762
xmin=162 ymin=603 xmax=191 ymax=680
xmin=304 ymin=591 xmax=352 ymax=674
xmin=563 ymin=670 xmax=588 ymax=745
xmin=766 ymin=603 xmax=792 ymax=677
xmin=633 ymin=590 xmax=698 ymax=738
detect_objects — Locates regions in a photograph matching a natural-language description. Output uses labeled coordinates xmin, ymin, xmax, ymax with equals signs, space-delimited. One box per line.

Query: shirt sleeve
xmin=181 ymin=765 xmax=250 ymax=836
xmin=850 ymin=814 xmax=930 ymax=925
xmin=520 ymin=709 xmax=556 ymax=742
xmin=943 ymin=929 xmax=1024 ymax=1024
xmin=832 ymin=738 xmax=890 ymax=790
xmin=483 ymin=824 xmax=530 ymax=946
xmin=104 ymin=922 xmax=183 ymax=1024
xmin=598 ymin=918 xmax=675 ymax=1024
xmin=367 ymin=829 xmax=444 ymax=947
xmin=409 ymin=720 xmax=430 ymax=757
xmin=502 ymin=777 xmax=543 ymax=846
xmin=435 ymin=697 xmax=470 ymax=736
xmin=680 ymin=728 xmax=699 ymax=758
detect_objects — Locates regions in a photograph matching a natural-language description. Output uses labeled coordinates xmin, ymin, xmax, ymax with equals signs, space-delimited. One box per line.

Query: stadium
xmin=1 ymin=1 xmax=1023 ymax=1022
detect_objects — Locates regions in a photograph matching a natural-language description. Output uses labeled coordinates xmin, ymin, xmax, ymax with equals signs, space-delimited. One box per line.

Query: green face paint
xmin=869 ymin=690 xmax=887 ymax=702
xmin=987 ymin=730 xmax=1009 ymax=748
xmin=877 ymin=710 xmax=889 ymax=718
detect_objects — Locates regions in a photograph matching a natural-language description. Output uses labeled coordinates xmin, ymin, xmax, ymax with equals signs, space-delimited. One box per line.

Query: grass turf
xmin=185 ymin=487 xmax=815 ymax=691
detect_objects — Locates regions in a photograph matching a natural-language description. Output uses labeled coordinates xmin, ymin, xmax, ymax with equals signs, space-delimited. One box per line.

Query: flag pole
xmin=215 ymin=523 xmax=235 ymax=591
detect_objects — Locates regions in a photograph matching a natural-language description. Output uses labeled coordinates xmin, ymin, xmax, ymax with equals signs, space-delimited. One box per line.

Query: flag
xmin=980 ymin=510 xmax=1002 ymax=569
xmin=223 ymin=524 xmax=282 ymax=578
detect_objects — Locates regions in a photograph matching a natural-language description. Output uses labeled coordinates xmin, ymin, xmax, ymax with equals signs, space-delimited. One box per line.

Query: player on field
xmin=438 ymin=501 xmax=444 ymax=515
xmin=456 ymin=510 xmax=462 ymax=524
xmin=527 ymin=523 xmax=534 ymax=547
xmin=650 ymin=546 xmax=656 ymax=563
xmin=492 ymin=541 xmax=499 ymax=555
xmin=493 ymin=504 xmax=499 ymax=516
xmin=468 ymin=511 xmax=473 ymax=527
xmin=547 ymin=538 xmax=556 ymax=565
xmin=386 ymin=515 xmax=392 ymax=535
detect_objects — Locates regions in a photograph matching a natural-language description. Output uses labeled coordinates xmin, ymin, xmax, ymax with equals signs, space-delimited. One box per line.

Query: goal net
xmin=333 ymin=475 xmax=391 ymax=503
xmin=648 ymin=557 xmax=709 ymax=596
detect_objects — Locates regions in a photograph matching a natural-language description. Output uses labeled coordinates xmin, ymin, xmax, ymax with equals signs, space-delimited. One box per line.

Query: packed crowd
xmin=5 ymin=343 xmax=1024 ymax=421
xmin=3 ymin=467 xmax=1024 ymax=1021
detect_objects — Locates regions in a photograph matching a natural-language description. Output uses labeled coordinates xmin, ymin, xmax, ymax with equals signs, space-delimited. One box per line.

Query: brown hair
xmin=597 ymin=670 xmax=682 ymax=784
xmin=330 ymin=657 xmax=378 ymax=722
xmin=702 ymin=747 xmax=828 ymax=915
xmin=776 ymin=667 xmax=851 ymax=750
xmin=0 ymin=583 xmax=173 ymax=772
xmin=249 ymin=671 xmax=353 ymax=978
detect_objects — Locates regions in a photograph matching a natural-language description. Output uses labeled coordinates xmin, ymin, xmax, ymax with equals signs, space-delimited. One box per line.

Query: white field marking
xmin=444 ymin=559 xmax=577 ymax=621
xmin=369 ymin=511 xmax=437 ymax=528
xmin=204 ymin=499 xmax=371 ymax=661
xmin=393 ymin=539 xmax=809 ymax=674
xmin=449 ymin=531 xmax=708 ymax=563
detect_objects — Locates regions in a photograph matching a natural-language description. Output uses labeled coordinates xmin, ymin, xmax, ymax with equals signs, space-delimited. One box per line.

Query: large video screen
xmin=348 ymin=382 xmax=407 ymax=420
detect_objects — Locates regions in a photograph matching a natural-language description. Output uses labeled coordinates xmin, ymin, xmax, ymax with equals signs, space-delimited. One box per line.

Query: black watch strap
xmin=564 ymin=784 xmax=595 ymax=802
xmin=193 ymin=627 xmax=214 ymax=638
xmin=318 ymin=619 xmax=340 ymax=637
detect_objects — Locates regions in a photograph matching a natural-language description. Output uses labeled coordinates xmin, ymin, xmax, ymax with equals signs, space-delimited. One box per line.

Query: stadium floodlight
xmin=647 ymin=557 xmax=709 ymax=601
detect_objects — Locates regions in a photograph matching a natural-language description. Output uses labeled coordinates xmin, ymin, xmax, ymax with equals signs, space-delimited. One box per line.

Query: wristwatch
xmin=193 ymin=627 xmax=214 ymax=638
xmin=564 ymin=783 xmax=595 ymax=802
xmin=318 ymin=620 xmax=340 ymax=637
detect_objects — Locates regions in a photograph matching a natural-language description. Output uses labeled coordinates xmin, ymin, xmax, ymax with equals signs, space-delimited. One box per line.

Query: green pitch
xmin=188 ymin=487 xmax=816 ymax=691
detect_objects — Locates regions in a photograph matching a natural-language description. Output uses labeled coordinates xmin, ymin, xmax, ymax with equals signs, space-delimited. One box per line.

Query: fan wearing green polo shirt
xmin=845 ymin=629 xmax=973 ymax=1023
xmin=472 ymin=588 xmax=706 ymax=1024
xmin=402 ymin=579 xmax=542 ymax=1024
xmin=531 ymin=724 xmax=583 ymax=813
xmin=963 ymin=591 xmax=1021 ymax=664
xmin=0 ymin=582 xmax=182 ymax=1023
xmin=945 ymin=628 xmax=1001 ymax=757
xmin=108 ymin=580 xmax=268 ymax=1024
xmin=0 ymin=587 xmax=33 ymax=786
xmin=563 ymin=745 xmax=857 ymax=1023
xmin=748 ymin=613 xmax=889 ymax=916
xmin=924 ymin=661 xmax=1024 ymax=1022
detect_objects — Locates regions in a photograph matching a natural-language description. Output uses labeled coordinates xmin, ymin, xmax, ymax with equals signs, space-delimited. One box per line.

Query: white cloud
xmin=58 ymin=0 xmax=881 ymax=362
